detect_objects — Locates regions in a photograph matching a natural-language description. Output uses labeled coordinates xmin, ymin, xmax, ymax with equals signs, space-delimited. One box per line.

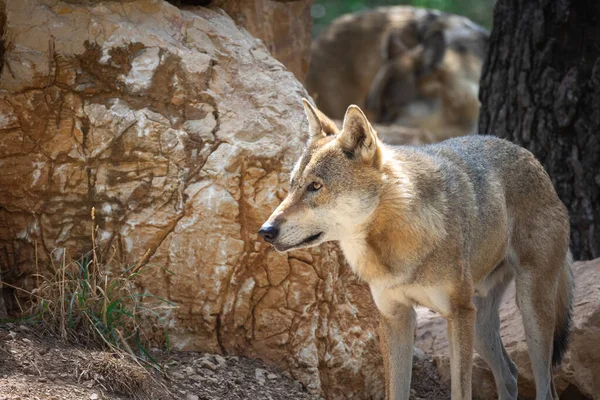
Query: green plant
xmin=312 ymin=0 xmax=495 ymax=38
xmin=19 ymin=208 xmax=176 ymax=369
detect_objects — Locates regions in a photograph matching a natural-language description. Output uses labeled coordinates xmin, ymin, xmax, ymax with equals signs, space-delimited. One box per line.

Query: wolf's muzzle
xmin=258 ymin=224 xmax=279 ymax=243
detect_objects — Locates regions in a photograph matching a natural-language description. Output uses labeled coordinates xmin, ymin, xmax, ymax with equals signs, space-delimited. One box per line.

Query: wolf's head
xmin=366 ymin=24 xmax=486 ymax=134
xmin=259 ymin=100 xmax=383 ymax=252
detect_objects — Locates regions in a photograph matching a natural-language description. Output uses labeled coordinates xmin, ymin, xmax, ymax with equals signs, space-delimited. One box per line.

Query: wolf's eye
xmin=307 ymin=182 xmax=322 ymax=192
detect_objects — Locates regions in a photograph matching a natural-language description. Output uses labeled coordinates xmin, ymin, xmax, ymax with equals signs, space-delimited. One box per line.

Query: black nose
xmin=258 ymin=225 xmax=279 ymax=243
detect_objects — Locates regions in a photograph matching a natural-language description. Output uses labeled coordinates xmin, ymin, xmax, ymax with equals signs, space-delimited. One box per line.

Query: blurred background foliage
xmin=311 ymin=0 xmax=496 ymax=37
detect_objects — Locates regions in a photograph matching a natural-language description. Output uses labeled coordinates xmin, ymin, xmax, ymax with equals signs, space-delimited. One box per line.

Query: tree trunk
xmin=479 ymin=0 xmax=600 ymax=260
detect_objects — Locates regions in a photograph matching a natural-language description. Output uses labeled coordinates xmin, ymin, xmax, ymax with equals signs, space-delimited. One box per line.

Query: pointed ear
xmin=416 ymin=29 xmax=446 ymax=77
xmin=302 ymin=98 xmax=338 ymax=140
xmin=339 ymin=105 xmax=380 ymax=164
xmin=382 ymin=30 xmax=409 ymax=61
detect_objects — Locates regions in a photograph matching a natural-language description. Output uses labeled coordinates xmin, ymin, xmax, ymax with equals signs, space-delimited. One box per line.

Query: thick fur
xmin=260 ymin=101 xmax=573 ymax=400
xmin=552 ymin=258 xmax=573 ymax=366
xmin=306 ymin=6 xmax=488 ymax=140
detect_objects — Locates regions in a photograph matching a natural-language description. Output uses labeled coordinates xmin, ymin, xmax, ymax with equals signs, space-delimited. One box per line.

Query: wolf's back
xmin=416 ymin=135 xmax=560 ymax=206
xmin=403 ymin=134 xmax=569 ymax=268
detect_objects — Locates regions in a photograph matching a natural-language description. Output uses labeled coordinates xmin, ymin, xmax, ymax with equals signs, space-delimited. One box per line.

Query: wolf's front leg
xmin=379 ymin=305 xmax=416 ymax=400
xmin=447 ymin=304 xmax=476 ymax=400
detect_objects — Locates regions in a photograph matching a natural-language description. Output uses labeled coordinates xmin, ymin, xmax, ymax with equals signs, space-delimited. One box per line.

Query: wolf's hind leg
xmin=473 ymin=269 xmax=518 ymax=400
xmin=515 ymin=270 xmax=557 ymax=400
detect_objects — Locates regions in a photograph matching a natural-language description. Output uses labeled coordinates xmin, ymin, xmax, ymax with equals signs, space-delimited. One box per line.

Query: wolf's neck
xmin=339 ymin=148 xmax=447 ymax=282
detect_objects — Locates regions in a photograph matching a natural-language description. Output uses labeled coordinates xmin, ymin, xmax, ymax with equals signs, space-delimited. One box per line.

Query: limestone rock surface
xmin=0 ymin=0 xmax=383 ymax=398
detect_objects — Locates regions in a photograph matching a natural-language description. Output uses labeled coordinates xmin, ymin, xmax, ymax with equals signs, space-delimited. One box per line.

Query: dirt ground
xmin=0 ymin=323 xmax=449 ymax=400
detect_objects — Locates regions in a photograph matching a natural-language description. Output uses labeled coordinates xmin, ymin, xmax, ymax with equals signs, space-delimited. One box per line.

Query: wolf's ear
xmin=382 ymin=30 xmax=409 ymax=60
xmin=302 ymin=98 xmax=338 ymax=141
xmin=416 ymin=29 xmax=446 ymax=77
xmin=339 ymin=105 xmax=380 ymax=164
xmin=382 ymin=28 xmax=417 ymax=61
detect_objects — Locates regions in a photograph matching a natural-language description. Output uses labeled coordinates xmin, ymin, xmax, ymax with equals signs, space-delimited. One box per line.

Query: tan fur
xmin=260 ymin=101 xmax=573 ymax=400
xmin=306 ymin=6 xmax=488 ymax=141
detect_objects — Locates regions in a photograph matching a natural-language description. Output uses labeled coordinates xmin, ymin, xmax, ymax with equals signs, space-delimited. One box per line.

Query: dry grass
xmin=79 ymin=352 xmax=156 ymax=398
xmin=3 ymin=207 xmax=176 ymax=398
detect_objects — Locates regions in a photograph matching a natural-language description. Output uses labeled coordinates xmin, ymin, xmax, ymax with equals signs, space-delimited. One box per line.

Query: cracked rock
xmin=0 ymin=1 xmax=384 ymax=399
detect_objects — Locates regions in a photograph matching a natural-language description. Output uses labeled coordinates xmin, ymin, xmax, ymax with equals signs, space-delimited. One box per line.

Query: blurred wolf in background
xmin=259 ymin=100 xmax=573 ymax=400
xmin=306 ymin=6 xmax=489 ymax=141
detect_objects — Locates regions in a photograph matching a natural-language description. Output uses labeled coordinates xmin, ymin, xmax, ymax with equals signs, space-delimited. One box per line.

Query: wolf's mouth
xmin=273 ymin=232 xmax=324 ymax=252
xmin=300 ymin=232 xmax=323 ymax=245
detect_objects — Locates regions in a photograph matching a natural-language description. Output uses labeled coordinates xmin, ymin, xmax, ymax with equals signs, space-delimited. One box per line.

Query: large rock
xmin=212 ymin=0 xmax=313 ymax=82
xmin=0 ymin=0 xmax=383 ymax=398
xmin=416 ymin=258 xmax=600 ymax=399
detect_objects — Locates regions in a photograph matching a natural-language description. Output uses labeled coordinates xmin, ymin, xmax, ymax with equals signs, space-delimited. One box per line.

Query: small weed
xmin=3 ymin=207 xmax=177 ymax=397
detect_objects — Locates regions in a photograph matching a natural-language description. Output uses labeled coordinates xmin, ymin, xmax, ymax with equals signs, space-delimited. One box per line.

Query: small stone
xmin=410 ymin=388 xmax=416 ymax=395
xmin=199 ymin=359 xmax=218 ymax=371
xmin=90 ymin=394 xmax=99 ymax=400
xmin=413 ymin=347 xmax=427 ymax=361
xmin=171 ymin=372 xmax=185 ymax=380
xmin=255 ymin=368 xmax=266 ymax=385
xmin=267 ymin=373 xmax=277 ymax=380
xmin=83 ymin=379 xmax=95 ymax=388
xmin=38 ymin=377 xmax=47 ymax=383
xmin=213 ymin=354 xmax=226 ymax=367
xmin=186 ymin=395 xmax=199 ymax=400
xmin=184 ymin=366 xmax=195 ymax=375
xmin=413 ymin=347 xmax=426 ymax=362
xmin=8 ymin=331 xmax=16 ymax=339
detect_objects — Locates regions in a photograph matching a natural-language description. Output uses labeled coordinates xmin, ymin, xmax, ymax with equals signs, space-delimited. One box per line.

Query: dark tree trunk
xmin=479 ymin=0 xmax=600 ymax=260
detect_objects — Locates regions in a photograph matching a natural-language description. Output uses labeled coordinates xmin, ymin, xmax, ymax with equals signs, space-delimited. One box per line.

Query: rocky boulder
xmin=0 ymin=0 xmax=383 ymax=398
xmin=212 ymin=0 xmax=313 ymax=82
xmin=416 ymin=258 xmax=600 ymax=399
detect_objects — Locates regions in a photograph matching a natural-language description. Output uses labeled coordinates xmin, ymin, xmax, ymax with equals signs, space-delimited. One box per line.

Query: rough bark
xmin=479 ymin=0 xmax=600 ymax=260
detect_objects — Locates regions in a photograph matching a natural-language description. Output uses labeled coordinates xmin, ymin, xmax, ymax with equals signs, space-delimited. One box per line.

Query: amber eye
xmin=307 ymin=182 xmax=322 ymax=192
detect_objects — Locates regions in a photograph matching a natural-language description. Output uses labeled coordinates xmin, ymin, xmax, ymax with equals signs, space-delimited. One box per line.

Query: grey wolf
xmin=259 ymin=100 xmax=573 ymax=400
xmin=306 ymin=7 xmax=488 ymax=141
